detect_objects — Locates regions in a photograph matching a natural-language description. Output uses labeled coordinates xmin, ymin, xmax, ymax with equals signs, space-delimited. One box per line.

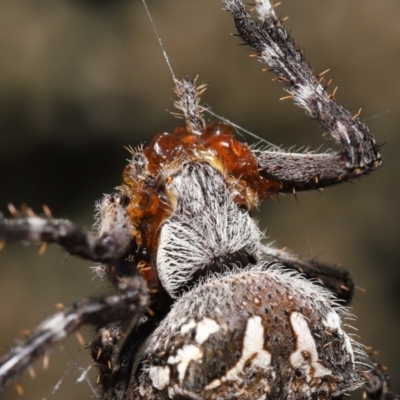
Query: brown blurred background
xmin=0 ymin=0 xmax=399 ymax=399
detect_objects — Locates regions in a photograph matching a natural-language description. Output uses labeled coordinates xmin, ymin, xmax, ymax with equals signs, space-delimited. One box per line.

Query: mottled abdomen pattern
xmin=133 ymin=268 xmax=364 ymax=399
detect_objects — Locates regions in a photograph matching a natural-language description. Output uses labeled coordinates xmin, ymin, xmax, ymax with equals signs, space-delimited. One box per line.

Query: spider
xmin=0 ymin=0 xmax=398 ymax=399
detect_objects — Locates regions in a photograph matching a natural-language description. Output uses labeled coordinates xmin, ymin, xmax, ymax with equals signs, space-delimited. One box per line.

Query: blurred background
xmin=0 ymin=0 xmax=399 ymax=398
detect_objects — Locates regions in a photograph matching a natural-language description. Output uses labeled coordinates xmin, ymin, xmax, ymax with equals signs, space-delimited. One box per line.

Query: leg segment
xmin=91 ymin=322 xmax=126 ymax=387
xmin=0 ymin=194 xmax=133 ymax=264
xmin=0 ymin=275 xmax=148 ymax=393
xmin=260 ymin=246 xmax=355 ymax=304
xmin=254 ymin=150 xmax=367 ymax=192
xmin=0 ymin=216 xmax=126 ymax=263
xmin=361 ymin=355 xmax=399 ymax=400
xmin=222 ymin=0 xmax=382 ymax=192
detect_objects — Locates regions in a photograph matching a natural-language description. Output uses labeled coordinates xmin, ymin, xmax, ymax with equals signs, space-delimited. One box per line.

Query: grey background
xmin=0 ymin=0 xmax=399 ymax=399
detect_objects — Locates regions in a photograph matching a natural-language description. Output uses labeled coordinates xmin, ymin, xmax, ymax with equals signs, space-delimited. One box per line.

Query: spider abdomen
xmin=133 ymin=268 xmax=364 ymax=399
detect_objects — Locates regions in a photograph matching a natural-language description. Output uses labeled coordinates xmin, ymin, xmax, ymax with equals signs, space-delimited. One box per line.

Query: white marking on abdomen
xmin=323 ymin=311 xmax=355 ymax=363
xmin=149 ymin=366 xmax=170 ymax=390
xmin=167 ymin=345 xmax=203 ymax=383
xmin=290 ymin=312 xmax=332 ymax=380
xmin=195 ymin=318 xmax=220 ymax=344
xmin=206 ymin=315 xmax=271 ymax=389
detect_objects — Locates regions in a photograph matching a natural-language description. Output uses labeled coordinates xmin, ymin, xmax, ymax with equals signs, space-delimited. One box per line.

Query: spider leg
xmin=223 ymin=0 xmax=382 ymax=192
xmin=0 ymin=195 xmax=146 ymax=392
xmin=254 ymin=150 xmax=375 ymax=193
xmin=260 ymin=246 xmax=355 ymax=304
xmin=361 ymin=355 xmax=399 ymax=400
xmin=0 ymin=275 xmax=148 ymax=393
xmin=90 ymin=322 xmax=126 ymax=388
xmin=173 ymin=77 xmax=206 ymax=134
xmin=0 ymin=194 xmax=133 ymax=264
xmin=0 ymin=216 xmax=126 ymax=263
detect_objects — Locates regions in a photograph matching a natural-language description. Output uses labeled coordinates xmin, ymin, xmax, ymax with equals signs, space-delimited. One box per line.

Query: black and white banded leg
xmin=223 ymin=0 xmax=381 ymax=193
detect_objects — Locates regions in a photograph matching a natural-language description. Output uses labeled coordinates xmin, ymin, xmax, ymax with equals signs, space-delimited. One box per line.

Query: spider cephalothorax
xmin=0 ymin=0 xmax=398 ymax=399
